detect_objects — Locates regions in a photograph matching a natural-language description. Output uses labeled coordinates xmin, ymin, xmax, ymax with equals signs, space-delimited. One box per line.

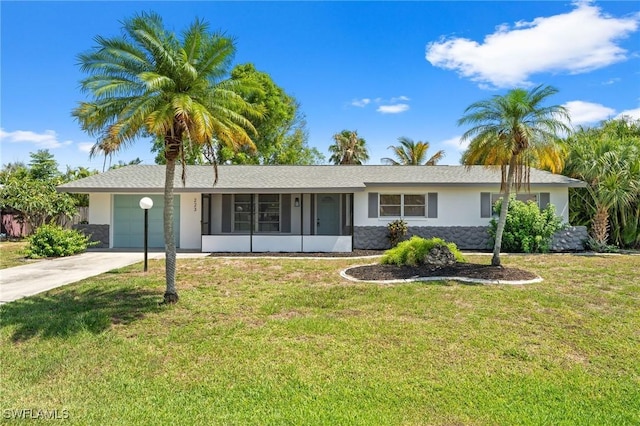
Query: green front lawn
xmin=0 ymin=241 xmax=29 ymax=269
xmin=1 ymin=254 xmax=638 ymax=425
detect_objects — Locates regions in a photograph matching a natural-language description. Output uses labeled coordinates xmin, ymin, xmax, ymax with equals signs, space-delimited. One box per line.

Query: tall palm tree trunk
xmin=492 ymin=157 xmax=517 ymax=266
xmin=591 ymin=204 xmax=610 ymax=246
xmin=163 ymin=154 xmax=179 ymax=304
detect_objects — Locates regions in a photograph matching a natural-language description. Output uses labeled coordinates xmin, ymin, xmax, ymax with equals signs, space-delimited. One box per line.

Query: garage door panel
xmin=113 ymin=195 xmax=180 ymax=248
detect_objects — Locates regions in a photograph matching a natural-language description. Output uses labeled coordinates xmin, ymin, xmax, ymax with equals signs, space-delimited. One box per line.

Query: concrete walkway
xmin=0 ymin=251 xmax=208 ymax=304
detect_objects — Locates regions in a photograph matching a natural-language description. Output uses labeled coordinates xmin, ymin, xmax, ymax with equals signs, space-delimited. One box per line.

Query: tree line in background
xmin=2 ymin=12 xmax=637 ymax=303
xmin=0 ymin=150 xmax=94 ymax=233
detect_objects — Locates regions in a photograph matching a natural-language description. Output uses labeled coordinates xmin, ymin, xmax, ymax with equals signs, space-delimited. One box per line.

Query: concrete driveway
xmin=0 ymin=251 xmax=207 ymax=304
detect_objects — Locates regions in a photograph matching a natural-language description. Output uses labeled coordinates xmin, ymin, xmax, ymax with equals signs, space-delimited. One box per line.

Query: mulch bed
xmin=208 ymin=250 xmax=538 ymax=282
xmin=346 ymin=262 xmax=539 ymax=282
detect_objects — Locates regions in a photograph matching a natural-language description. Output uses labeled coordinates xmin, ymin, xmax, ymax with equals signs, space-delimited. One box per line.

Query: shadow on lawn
xmin=0 ymin=286 xmax=159 ymax=342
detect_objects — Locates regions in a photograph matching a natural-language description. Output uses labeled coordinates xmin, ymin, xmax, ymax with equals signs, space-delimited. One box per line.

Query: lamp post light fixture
xmin=139 ymin=197 xmax=153 ymax=272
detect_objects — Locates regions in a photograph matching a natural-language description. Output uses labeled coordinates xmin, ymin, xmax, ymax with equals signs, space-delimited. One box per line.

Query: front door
xmin=316 ymin=194 xmax=340 ymax=235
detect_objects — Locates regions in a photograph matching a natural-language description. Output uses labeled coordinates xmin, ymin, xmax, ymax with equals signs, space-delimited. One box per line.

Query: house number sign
xmin=193 ymin=198 xmax=197 ymax=212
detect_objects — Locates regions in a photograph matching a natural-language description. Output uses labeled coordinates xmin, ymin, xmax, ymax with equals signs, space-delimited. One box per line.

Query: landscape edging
xmin=340 ymin=264 xmax=544 ymax=285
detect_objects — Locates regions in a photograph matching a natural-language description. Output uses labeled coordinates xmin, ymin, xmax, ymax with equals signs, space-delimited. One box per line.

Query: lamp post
xmin=139 ymin=197 xmax=153 ymax=272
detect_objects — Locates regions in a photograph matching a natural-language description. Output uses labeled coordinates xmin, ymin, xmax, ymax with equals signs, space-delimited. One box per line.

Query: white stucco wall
xmin=354 ymin=185 xmax=570 ymax=227
xmin=88 ymin=193 xmax=111 ymax=225
xmin=179 ymin=193 xmax=201 ymax=250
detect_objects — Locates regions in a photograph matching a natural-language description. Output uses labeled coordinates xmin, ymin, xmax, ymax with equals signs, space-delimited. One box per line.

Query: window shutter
xmin=281 ymin=194 xmax=291 ymax=233
xmin=427 ymin=193 xmax=438 ymax=218
xmin=539 ymin=192 xmax=550 ymax=210
xmin=222 ymin=194 xmax=231 ymax=233
xmin=481 ymin=192 xmax=491 ymax=218
xmin=368 ymin=192 xmax=378 ymax=218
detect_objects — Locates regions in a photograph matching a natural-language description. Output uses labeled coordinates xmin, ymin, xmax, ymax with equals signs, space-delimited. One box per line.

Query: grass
xmin=1 ymin=254 xmax=639 ymax=425
xmin=0 ymin=240 xmax=30 ymax=269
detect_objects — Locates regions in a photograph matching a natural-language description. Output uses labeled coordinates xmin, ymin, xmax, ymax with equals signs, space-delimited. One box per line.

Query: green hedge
xmin=490 ymin=197 xmax=563 ymax=253
xmin=24 ymin=225 xmax=93 ymax=259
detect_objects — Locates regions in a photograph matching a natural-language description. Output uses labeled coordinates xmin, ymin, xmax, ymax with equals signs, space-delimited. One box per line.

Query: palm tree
xmin=382 ymin=137 xmax=445 ymax=165
xmin=458 ymin=85 xmax=570 ymax=266
xmin=563 ymin=118 xmax=640 ymax=248
xmin=89 ymin=136 xmax=119 ymax=172
xmin=73 ymin=13 xmax=261 ymax=304
xmin=328 ymin=130 xmax=369 ymax=165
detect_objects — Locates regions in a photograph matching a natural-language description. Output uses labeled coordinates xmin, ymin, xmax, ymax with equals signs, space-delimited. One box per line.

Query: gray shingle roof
xmin=58 ymin=165 xmax=586 ymax=193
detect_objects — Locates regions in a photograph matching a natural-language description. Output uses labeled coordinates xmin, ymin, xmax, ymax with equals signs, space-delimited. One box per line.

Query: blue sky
xmin=1 ymin=1 xmax=639 ymax=171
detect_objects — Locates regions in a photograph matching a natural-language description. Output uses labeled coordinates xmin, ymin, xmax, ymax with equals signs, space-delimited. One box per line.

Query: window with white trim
xmin=380 ymin=194 xmax=426 ymax=217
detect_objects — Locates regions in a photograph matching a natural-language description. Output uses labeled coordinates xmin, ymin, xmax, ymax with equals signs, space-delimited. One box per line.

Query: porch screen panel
xmin=341 ymin=194 xmax=347 ymax=232
xmin=480 ymin=192 xmax=491 ymax=218
xmin=281 ymin=194 xmax=291 ymax=233
xmin=222 ymin=194 xmax=232 ymax=232
xmin=309 ymin=195 xmax=315 ymax=235
xmin=427 ymin=193 xmax=438 ymax=218
xmin=368 ymin=193 xmax=379 ymax=218
xmin=233 ymin=194 xmax=252 ymax=232
xmin=258 ymin=194 xmax=279 ymax=232
xmin=201 ymin=194 xmax=211 ymax=235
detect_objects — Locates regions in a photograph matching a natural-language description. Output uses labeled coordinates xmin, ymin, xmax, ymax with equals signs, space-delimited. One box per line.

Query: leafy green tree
xmin=73 ymin=12 xmax=262 ymax=304
xmin=29 ymin=149 xmax=60 ymax=181
xmin=1 ymin=152 xmax=82 ymax=232
xmin=0 ymin=162 xmax=28 ymax=184
xmin=150 ymin=63 xmax=323 ymax=166
xmin=382 ymin=137 xmax=445 ymax=165
xmin=228 ymin=63 xmax=294 ymax=163
xmin=562 ymin=117 xmax=640 ymax=248
xmin=329 ymin=130 xmax=369 ymax=165
xmin=0 ymin=175 xmax=77 ymax=232
xmin=64 ymin=166 xmax=99 ymax=207
xmin=458 ymin=85 xmax=569 ymax=266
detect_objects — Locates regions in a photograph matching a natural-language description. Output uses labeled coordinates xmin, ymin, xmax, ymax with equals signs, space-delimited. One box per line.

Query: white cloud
xmin=390 ymin=96 xmax=410 ymax=103
xmin=377 ymin=104 xmax=410 ymax=114
xmin=441 ymin=135 xmax=468 ymax=151
xmin=348 ymin=96 xmax=411 ymax=114
xmin=563 ymin=100 xmax=616 ymax=125
xmin=616 ymin=107 xmax=640 ymax=120
xmin=0 ymin=128 xmax=73 ymax=149
xmin=351 ymin=98 xmax=371 ymax=107
xmin=436 ymin=135 xmax=467 ymax=165
xmin=78 ymin=142 xmax=95 ymax=153
xmin=426 ymin=2 xmax=640 ymax=88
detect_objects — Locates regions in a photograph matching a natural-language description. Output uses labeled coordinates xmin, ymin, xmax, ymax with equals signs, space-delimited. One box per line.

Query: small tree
xmin=0 ymin=175 xmax=77 ymax=233
xmin=489 ymin=196 xmax=563 ymax=253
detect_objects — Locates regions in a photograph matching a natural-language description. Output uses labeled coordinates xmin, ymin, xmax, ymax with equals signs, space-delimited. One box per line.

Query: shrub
xmin=381 ymin=236 xmax=465 ymax=266
xmin=24 ymin=224 xmax=93 ymax=259
xmin=490 ymin=196 xmax=563 ymax=253
xmin=387 ymin=219 xmax=408 ymax=247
